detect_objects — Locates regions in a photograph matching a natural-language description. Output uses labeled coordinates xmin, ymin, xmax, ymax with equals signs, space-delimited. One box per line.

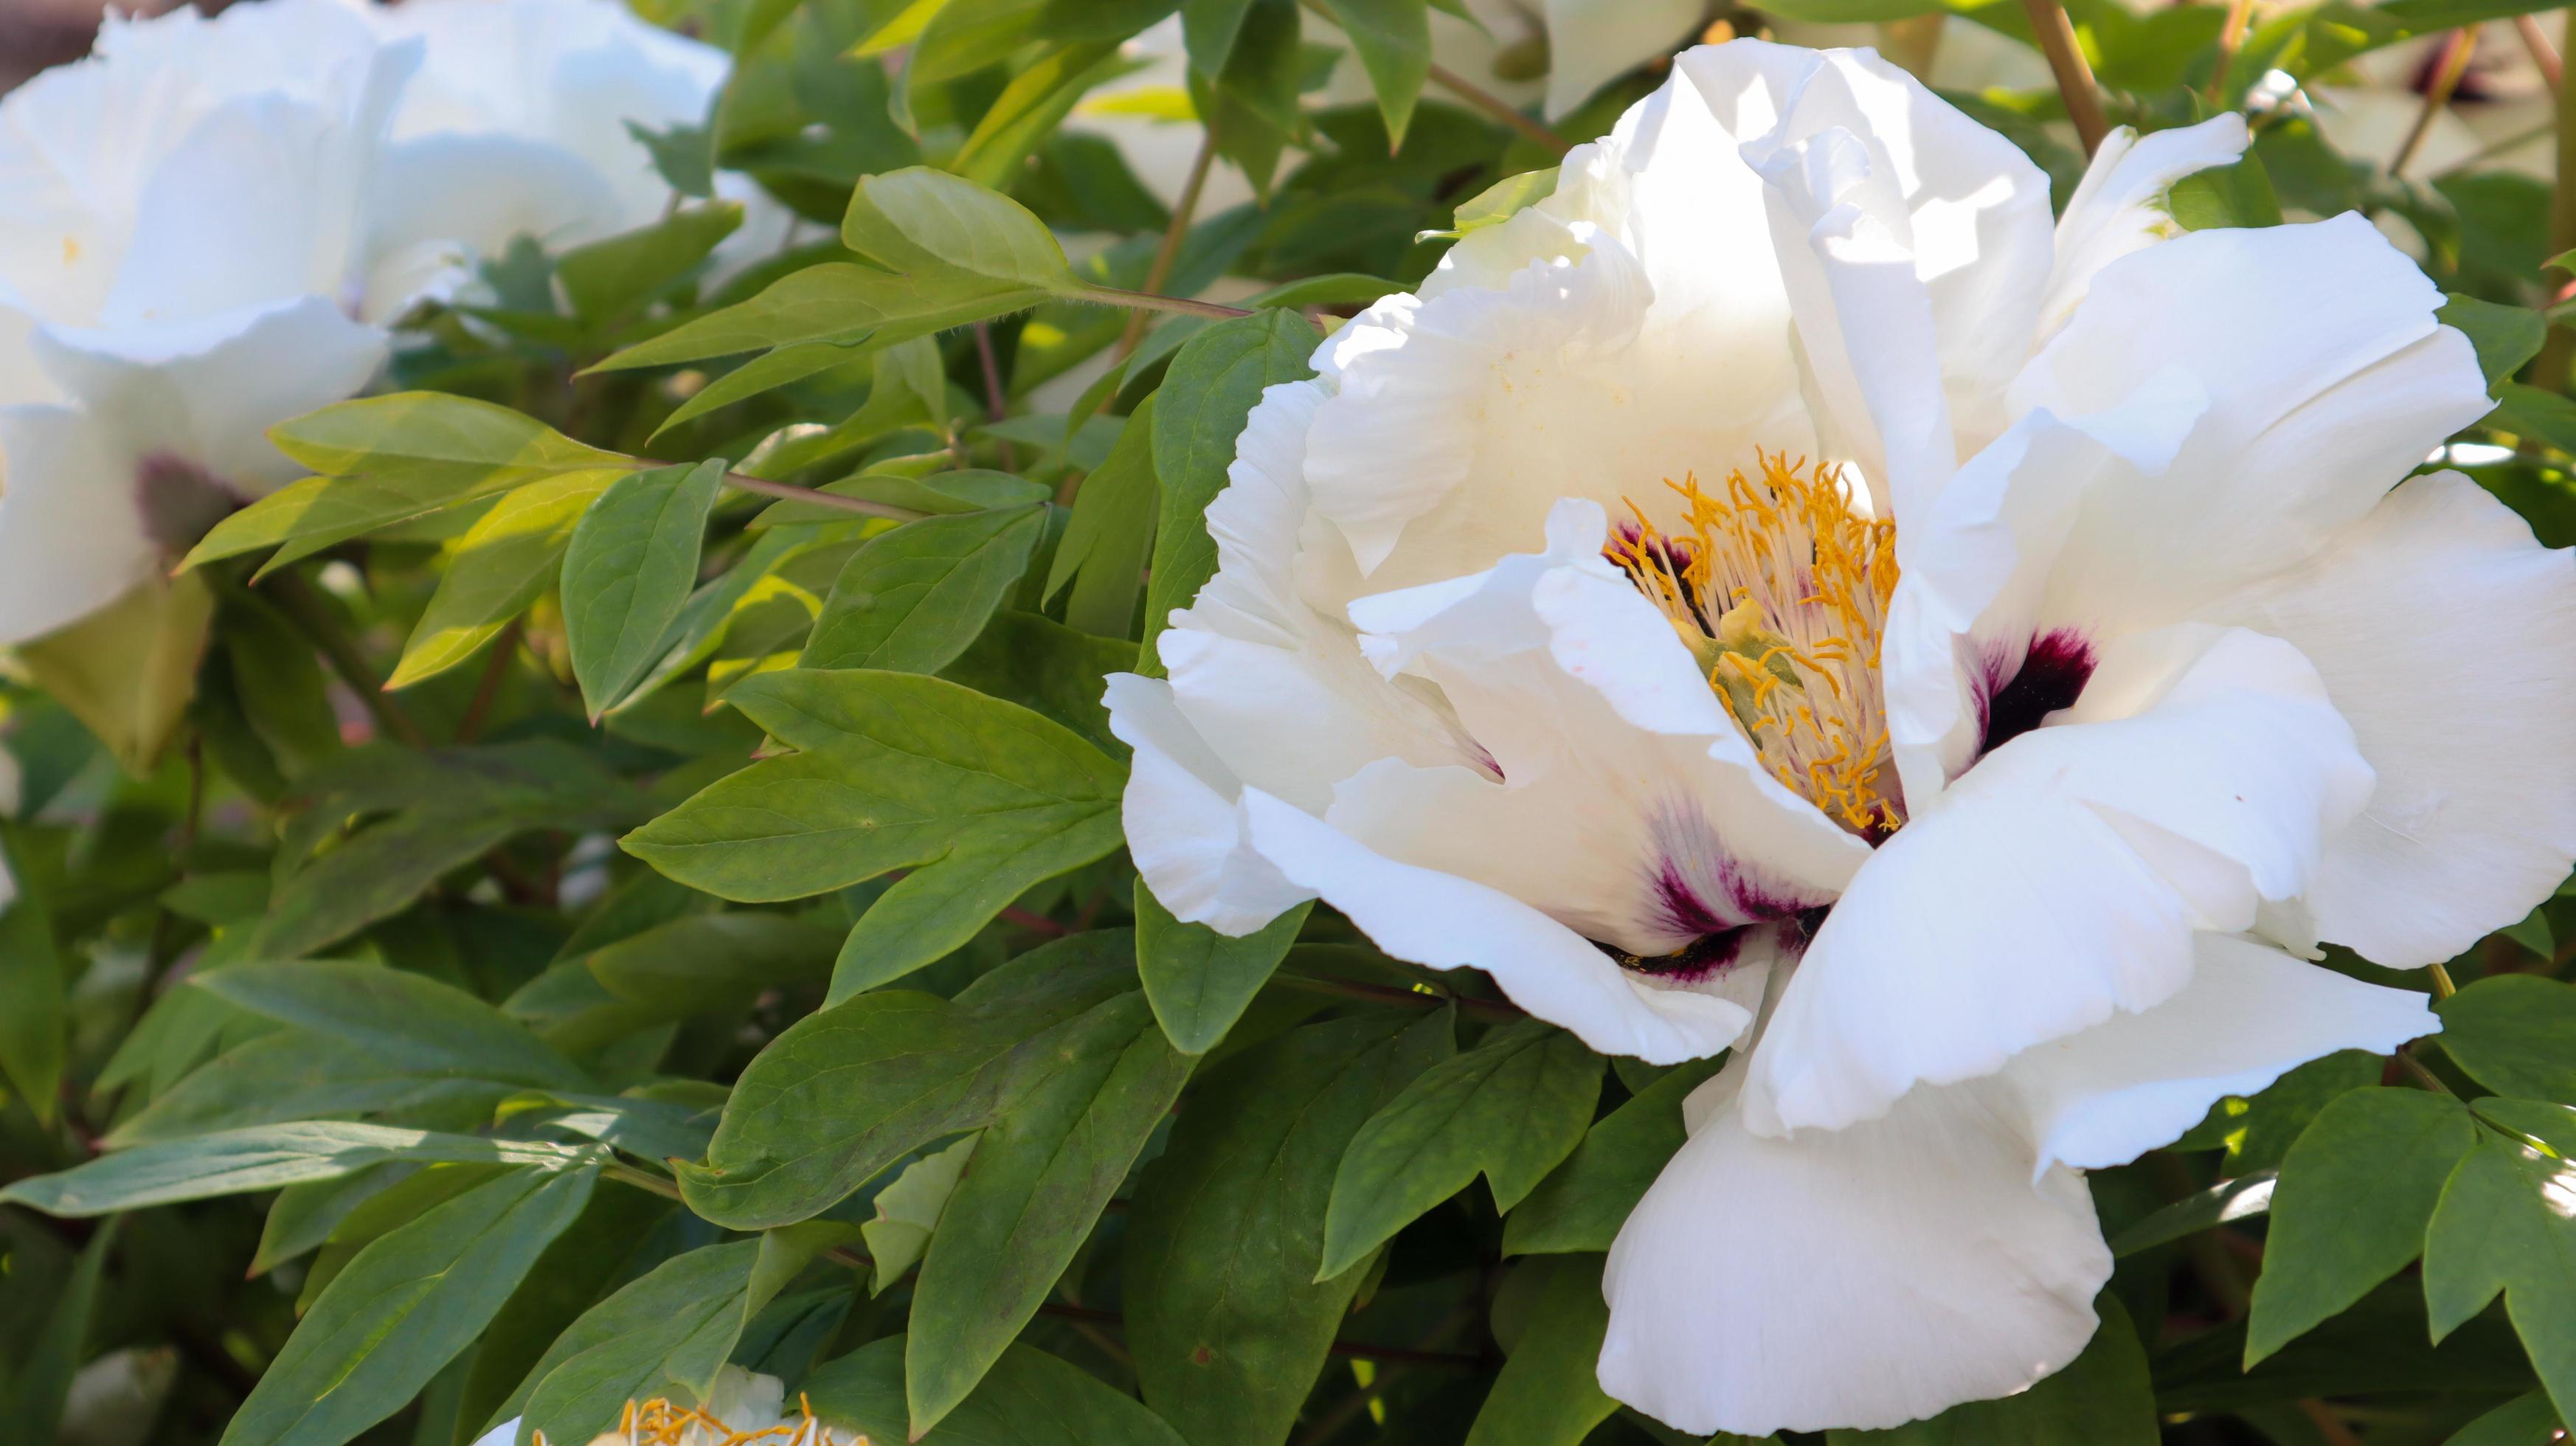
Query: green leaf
xmin=806 ymin=1335 xmax=1188 ymax=1445
xmin=2423 ymin=1101 xmax=2576 ymax=1422
xmin=1446 ymin=167 xmax=1558 ymax=238
xmin=221 ymin=1160 xmax=600 ymax=1446
xmin=862 ymin=1137 xmax=977 ymax=1293
xmin=1182 ymin=0 xmax=1259 ymax=73
xmin=938 ymin=610 xmax=1132 ymax=755
xmin=1502 ymin=1055 xmax=1727 ymax=1256
xmin=623 ymin=670 xmax=1125 ymax=998
xmin=23 ymin=568 xmax=213 ymax=774
xmin=2437 ymin=974 xmax=2576 ymax=1100
xmin=2105 ymin=1170 xmax=2275 ymax=1257
xmin=582 ymin=912 xmax=840 ymax=1020
xmin=951 ymin=41 xmax=1124 ymax=190
xmin=593 ymin=262 xmax=1054 ymax=373
xmin=2492 ymin=381 xmax=2576 ymax=457
xmin=2442 ymin=294 xmax=2548 ymax=394
xmin=1048 ymin=395 xmax=1160 ymax=638
xmin=2451 ymin=1391 xmax=2566 ymax=1446
xmin=842 ymin=167 xmax=1078 ymax=293
xmin=1319 ymin=1018 xmax=1599 ymax=1278
xmin=508 ymin=1240 xmax=761 ymax=1444
xmin=800 ymin=504 xmax=1045 ymax=673
xmin=1135 ymin=883 xmax=1308 ymax=1055
xmin=1828 ymin=1296 xmax=2156 ymax=1445
xmin=186 ymin=393 xmax=630 ymax=570
xmin=2164 ymin=156 xmax=2282 ymax=231
xmin=564 ymin=459 xmax=727 ymax=717
xmin=1143 ymin=309 xmax=1320 ymax=674
xmin=0 ymin=827 xmax=64 ymax=1122
xmin=392 ymin=472 xmax=612 ymax=688
xmin=674 ymin=933 xmax=1141 ymax=1228
xmin=1464 ymin=1253 xmax=1618 ymax=1446
xmin=7 ymin=1214 xmax=117 ymax=1442
xmin=556 ymin=201 xmax=745 ymax=322
xmin=908 ymin=991 xmax=1195 ymax=1433
xmin=457 ymin=1184 xmax=674 ymax=1442
xmin=1315 ymin=0 xmax=1428 ymax=148
xmin=1126 ymin=1009 xmax=1453 ymax=1446
xmin=195 ymin=961 xmax=591 ymax=1092
xmin=0 ymin=1122 xmax=591 ymax=1217
xmin=2246 ymin=1088 xmax=2477 ymax=1364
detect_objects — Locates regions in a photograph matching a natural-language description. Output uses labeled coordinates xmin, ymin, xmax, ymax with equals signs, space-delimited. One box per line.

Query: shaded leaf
xmin=564 ymin=459 xmax=728 ymax=716
xmin=800 ymin=505 xmax=1045 ymax=673
xmin=1 ymin=1122 xmax=590 ymax=1217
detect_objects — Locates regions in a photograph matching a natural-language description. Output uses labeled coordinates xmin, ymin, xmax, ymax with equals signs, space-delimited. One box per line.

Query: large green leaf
xmin=592 ymin=263 xmax=1054 ymax=373
xmin=564 ymin=459 xmax=728 ymax=716
xmin=624 ymin=670 xmax=1125 ymax=998
xmin=556 ymin=201 xmax=745 ymax=322
xmin=1320 ymin=1018 xmax=1599 ymax=1278
xmin=950 ymin=41 xmax=1124 ymax=189
xmin=220 ymin=1160 xmax=600 ymax=1446
xmin=1135 ymin=884 xmax=1308 ymax=1055
xmin=1 ymin=1122 xmax=591 ymax=1217
xmin=508 ymin=1241 xmax=766 ymax=1445
xmin=1126 ymin=1009 xmax=1453 ymax=1446
xmin=2246 ymin=1087 xmax=2477 ymax=1364
xmin=940 ymin=610 xmax=1132 ymax=755
xmin=673 ymin=933 xmax=1140 ymax=1228
xmin=1464 ymin=1253 xmax=1618 ymax=1446
xmin=1827 ymin=1297 xmax=2156 ymax=1445
xmin=1048 ymin=396 xmax=1160 ymax=638
xmin=195 ymin=961 xmax=591 ymax=1092
xmin=2424 ymin=1099 xmax=2576 ymax=1422
xmin=185 ymin=393 xmax=630 ymax=570
xmin=6 ymin=1214 xmax=117 ymax=1442
xmin=840 ymin=167 xmax=1078 ymax=293
xmin=2436 ymin=974 xmax=2576 ymax=1101
xmin=1314 ymin=0 xmax=1428 ymax=148
xmin=1140 ymin=309 xmax=1318 ymax=673
xmin=1502 ymin=1055 xmax=1727 ymax=1256
xmin=392 ymin=472 xmax=612 ymax=688
xmin=807 ymin=1335 xmax=1187 ymax=1445
xmin=2451 ymin=1391 xmax=2567 ymax=1446
xmin=800 ymin=504 xmax=1045 ymax=673
xmin=457 ymin=1184 xmax=674 ymax=1440
xmin=907 ymin=991 xmax=1194 ymax=1433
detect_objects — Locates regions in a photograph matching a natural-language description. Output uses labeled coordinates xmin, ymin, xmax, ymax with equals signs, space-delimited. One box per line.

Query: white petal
xmin=1601 ymin=1058 xmax=2108 ymax=1436
xmin=370 ymin=133 xmax=623 ymax=294
xmin=2012 ymin=215 xmax=2493 ymax=631
xmin=2208 ymin=473 xmax=2576 ymax=966
xmin=0 ymin=404 xmax=156 ymax=647
xmin=2037 ymin=115 xmax=2251 ymax=345
xmin=30 ymin=297 xmax=387 ymax=491
xmin=1748 ymin=626 xmax=2372 ymax=1134
xmin=1242 ymin=790 xmax=1759 ymax=1063
xmin=468 ymin=1422 xmax=518 ymax=1446
xmin=2007 ymin=932 xmax=2437 ymax=1176
xmin=1104 ymin=674 xmax=1311 ymax=936
xmin=1538 ymin=0 xmax=1703 ymax=120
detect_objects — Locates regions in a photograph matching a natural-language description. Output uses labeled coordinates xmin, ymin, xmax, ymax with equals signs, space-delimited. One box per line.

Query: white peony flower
xmin=1105 ymin=39 xmax=2576 ymax=1434
xmin=472 ymin=1366 xmax=858 ymax=1445
xmin=0 ymin=0 xmax=424 ymax=647
xmin=352 ymin=0 xmax=794 ymax=295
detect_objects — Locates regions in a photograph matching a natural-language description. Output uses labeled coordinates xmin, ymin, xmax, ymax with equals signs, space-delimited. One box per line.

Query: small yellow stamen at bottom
xmin=530 ymin=1394 xmax=868 ymax=1446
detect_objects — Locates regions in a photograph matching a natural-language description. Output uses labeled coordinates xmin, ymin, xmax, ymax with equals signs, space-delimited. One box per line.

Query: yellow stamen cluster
xmin=1604 ymin=452 xmax=1901 ymax=835
xmin=532 ymin=1394 xmax=866 ymax=1446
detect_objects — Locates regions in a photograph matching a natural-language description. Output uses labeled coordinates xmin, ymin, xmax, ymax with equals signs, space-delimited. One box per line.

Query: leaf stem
xmin=603 ymin=1161 xmax=685 ymax=1200
xmin=2018 ymin=0 xmax=2110 ymax=156
xmin=2208 ymin=0 xmax=2257 ymax=102
xmin=973 ymin=320 xmax=1016 ymax=472
xmin=453 ymin=618 xmax=522 ymax=744
xmin=2426 ymin=959 xmax=2458 ymax=1001
xmin=2520 ymin=13 xmax=2563 ymax=86
xmin=2396 ymin=1046 xmax=2456 ymax=1096
xmin=269 ymin=571 xmax=428 ymax=747
xmin=712 ymin=468 xmax=927 ymax=523
xmin=1078 ymin=286 xmax=1258 ymax=322
xmin=1427 ymin=58 xmax=1572 ymax=156
xmin=2389 ymin=28 xmax=2477 ymax=179
xmin=1118 ymin=122 xmax=1221 ymax=362
xmin=2538 ymin=4 xmax=2576 ymax=392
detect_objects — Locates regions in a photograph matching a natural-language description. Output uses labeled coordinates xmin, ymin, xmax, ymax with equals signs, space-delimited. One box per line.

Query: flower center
xmin=533 ymin=1395 xmax=862 ymax=1445
xmin=1604 ymin=453 xmax=1902 ymax=837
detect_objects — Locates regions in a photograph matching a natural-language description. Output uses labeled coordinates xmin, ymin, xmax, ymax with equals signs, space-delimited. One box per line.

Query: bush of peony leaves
xmin=4 ymin=1 xmax=2576 ymax=1445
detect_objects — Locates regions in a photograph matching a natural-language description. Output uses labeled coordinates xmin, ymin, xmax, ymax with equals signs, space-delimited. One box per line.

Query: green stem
xmin=1078 ymin=286 xmax=1258 ymax=322
xmin=270 ymin=572 xmax=426 ymax=747
xmin=2537 ymin=6 xmax=2576 ymax=392
xmin=1118 ymin=122 xmax=1221 ymax=362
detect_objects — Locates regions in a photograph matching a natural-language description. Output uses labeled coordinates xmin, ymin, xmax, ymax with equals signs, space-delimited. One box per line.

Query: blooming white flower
xmin=1106 ymin=38 xmax=2576 ymax=1434
xmin=352 ymin=0 xmax=793 ymax=297
xmin=472 ymin=1366 xmax=858 ymax=1446
xmin=0 ymin=0 xmax=429 ymax=648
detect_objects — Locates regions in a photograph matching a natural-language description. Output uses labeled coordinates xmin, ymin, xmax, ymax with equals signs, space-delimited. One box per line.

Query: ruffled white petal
xmin=1104 ymin=674 xmax=1312 ymax=935
xmin=1242 ymin=790 xmax=1759 ymax=1063
xmin=1748 ymin=626 xmax=2373 ymax=1135
xmin=2007 ymin=932 xmax=2437 ymax=1176
xmin=2037 ymin=115 xmax=2251 ymax=345
xmin=1601 ymin=1055 xmax=2109 ymax=1436
xmin=2012 ymin=215 xmax=2493 ymax=633
xmin=2208 ymin=473 xmax=2576 ymax=966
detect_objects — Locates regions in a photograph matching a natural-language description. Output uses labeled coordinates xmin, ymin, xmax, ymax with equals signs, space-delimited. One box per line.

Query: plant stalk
xmin=2019 ymin=0 xmax=2110 ymax=155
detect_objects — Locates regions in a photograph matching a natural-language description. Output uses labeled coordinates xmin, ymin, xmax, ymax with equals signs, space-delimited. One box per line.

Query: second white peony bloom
xmin=1106 ymin=38 xmax=2576 ymax=1436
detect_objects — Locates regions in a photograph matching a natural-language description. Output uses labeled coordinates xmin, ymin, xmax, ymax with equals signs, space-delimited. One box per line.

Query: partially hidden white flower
xmin=0 ymin=0 xmax=425 ymax=646
xmin=472 ymin=1366 xmax=861 ymax=1446
xmin=350 ymin=0 xmax=794 ymax=296
xmin=1104 ymin=39 xmax=2576 ymax=1435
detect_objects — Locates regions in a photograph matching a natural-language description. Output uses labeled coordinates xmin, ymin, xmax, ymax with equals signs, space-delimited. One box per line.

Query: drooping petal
xmin=1242 ymin=789 xmax=1762 ymax=1063
xmin=1601 ymin=1056 xmax=2109 ymax=1436
xmin=2036 ymin=115 xmax=2250 ymax=345
xmin=1747 ymin=626 xmax=2373 ymax=1134
xmin=0 ymin=403 xmax=159 ymax=647
xmin=1104 ymin=673 xmax=1312 ymax=935
xmin=2009 ymin=215 xmax=2492 ymax=632
xmin=2007 ymin=932 xmax=2437 ymax=1175
xmin=2207 ymin=473 xmax=2576 ymax=966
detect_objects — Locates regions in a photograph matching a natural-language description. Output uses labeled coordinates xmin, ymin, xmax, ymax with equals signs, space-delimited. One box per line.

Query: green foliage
xmin=564 ymin=459 xmax=730 ymax=716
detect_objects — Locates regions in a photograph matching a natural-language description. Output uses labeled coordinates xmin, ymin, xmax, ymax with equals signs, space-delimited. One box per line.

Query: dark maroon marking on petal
xmin=1978 ymin=628 xmax=2096 ymax=759
xmin=134 ymin=453 xmax=243 ymax=553
xmin=1601 ymin=926 xmax=1748 ymax=982
xmin=1648 ymin=859 xmax=1802 ymax=941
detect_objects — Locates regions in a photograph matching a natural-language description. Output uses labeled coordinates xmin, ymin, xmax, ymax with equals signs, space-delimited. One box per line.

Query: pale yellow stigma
xmin=533 ymin=1394 xmax=867 ymax=1446
xmin=1604 ymin=453 xmax=1902 ymax=836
